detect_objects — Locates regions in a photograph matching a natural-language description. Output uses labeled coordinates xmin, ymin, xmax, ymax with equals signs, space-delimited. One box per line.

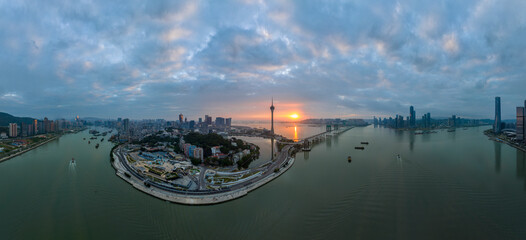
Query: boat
xmin=447 ymin=128 xmax=456 ymax=132
xmin=101 ymin=138 xmax=104 ymax=142
xmin=83 ymin=138 xmax=86 ymax=140
xmin=360 ymin=142 xmax=369 ymax=145
xmin=95 ymin=143 xmax=100 ymax=149
xmin=71 ymin=158 xmax=75 ymax=163
xmin=88 ymin=141 xmax=90 ymax=144
xmin=355 ymin=146 xmax=365 ymax=150
xmin=348 ymin=156 xmax=352 ymax=162
xmin=396 ymin=154 xmax=401 ymax=161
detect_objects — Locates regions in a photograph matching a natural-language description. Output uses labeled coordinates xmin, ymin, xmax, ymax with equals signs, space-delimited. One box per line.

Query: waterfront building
xmin=34 ymin=119 xmax=38 ymax=134
xmin=426 ymin=113 xmax=431 ymax=128
xmin=494 ymin=96 xmax=501 ymax=133
xmin=8 ymin=123 xmax=17 ymax=137
xmin=226 ymin=118 xmax=232 ymax=127
xmin=270 ymin=98 xmax=275 ymax=135
xmin=410 ymin=106 xmax=416 ymax=127
xmin=450 ymin=115 xmax=457 ymax=127
xmin=517 ymin=107 xmax=524 ymax=142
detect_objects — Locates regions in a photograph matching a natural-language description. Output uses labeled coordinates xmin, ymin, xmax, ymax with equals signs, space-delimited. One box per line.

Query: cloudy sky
xmin=1 ymin=0 xmax=526 ymax=121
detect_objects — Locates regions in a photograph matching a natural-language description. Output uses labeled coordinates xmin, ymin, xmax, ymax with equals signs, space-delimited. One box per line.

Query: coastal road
xmin=114 ymin=143 xmax=293 ymax=196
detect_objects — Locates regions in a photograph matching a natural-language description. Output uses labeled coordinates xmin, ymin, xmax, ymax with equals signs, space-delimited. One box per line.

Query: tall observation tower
xmin=270 ymin=98 xmax=275 ymax=135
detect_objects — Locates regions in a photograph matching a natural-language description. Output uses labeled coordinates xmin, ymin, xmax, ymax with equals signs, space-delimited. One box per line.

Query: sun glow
xmin=289 ymin=113 xmax=299 ymax=119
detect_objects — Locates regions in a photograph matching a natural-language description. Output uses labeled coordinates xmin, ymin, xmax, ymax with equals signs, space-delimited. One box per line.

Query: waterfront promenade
xmin=112 ymin=144 xmax=294 ymax=205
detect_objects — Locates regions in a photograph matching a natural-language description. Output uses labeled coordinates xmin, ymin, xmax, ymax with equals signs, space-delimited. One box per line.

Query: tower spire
xmin=270 ymin=97 xmax=275 ymax=136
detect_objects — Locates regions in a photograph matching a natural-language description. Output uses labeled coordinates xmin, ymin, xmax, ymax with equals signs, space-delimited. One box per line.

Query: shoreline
xmin=484 ymin=131 xmax=526 ymax=153
xmin=0 ymin=135 xmax=61 ymax=163
xmin=111 ymin=145 xmax=295 ymax=205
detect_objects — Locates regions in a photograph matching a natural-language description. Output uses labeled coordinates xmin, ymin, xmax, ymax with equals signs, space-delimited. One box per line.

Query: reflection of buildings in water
xmin=271 ymin=138 xmax=275 ymax=160
xmin=333 ymin=133 xmax=339 ymax=146
xmin=409 ymin=131 xmax=415 ymax=152
xmin=304 ymin=151 xmax=309 ymax=161
xmin=516 ymin=149 xmax=526 ymax=190
xmin=325 ymin=136 xmax=331 ymax=148
xmin=494 ymin=141 xmax=501 ymax=173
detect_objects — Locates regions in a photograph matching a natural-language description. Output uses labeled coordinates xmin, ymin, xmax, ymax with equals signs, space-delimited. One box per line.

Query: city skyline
xmin=2 ymin=1 xmax=526 ymax=120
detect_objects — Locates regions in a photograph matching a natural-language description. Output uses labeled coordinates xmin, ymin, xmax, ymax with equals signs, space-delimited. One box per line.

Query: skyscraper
xmin=409 ymin=106 xmax=416 ymax=127
xmin=426 ymin=112 xmax=431 ymax=128
xmin=215 ymin=117 xmax=225 ymax=126
xmin=516 ymin=106 xmax=524 ymax=142
xmin=494 ymin=96 xmax=501 ymax=134
xmin=205 ymin=115 xmax=212 ymax=125
xmin=270 ymin=98 xmax=275 ymax=135
xmin=226 ymin=118 xmax=232 ymax=127
xmin=178 ymin=113 xmax=184 ymax=124
xmin=9 ymin=123 xmax=17 ymax=137
xmin=123 ymin=118 xmax=129 ymax=133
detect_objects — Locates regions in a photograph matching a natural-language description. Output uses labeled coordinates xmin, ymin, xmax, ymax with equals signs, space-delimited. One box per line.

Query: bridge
xmin=277 ymin=125 xmax=354 ymax=151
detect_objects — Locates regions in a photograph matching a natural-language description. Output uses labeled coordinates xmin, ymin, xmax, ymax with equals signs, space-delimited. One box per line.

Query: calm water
xmin=2 ymin=126 xmax=526 ymax=239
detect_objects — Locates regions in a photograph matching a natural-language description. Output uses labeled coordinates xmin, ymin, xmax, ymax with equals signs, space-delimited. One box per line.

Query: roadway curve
xmin=111 ymin=144 xmax=294 ymax=204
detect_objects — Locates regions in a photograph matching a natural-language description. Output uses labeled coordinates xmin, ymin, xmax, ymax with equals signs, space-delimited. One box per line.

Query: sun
xmin=289 ymin=113 xmax=299 ymax=119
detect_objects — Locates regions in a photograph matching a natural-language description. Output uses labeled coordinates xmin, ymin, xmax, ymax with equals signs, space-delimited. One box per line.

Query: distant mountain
xmin=0 ymin=112 xmax=35 ymax=126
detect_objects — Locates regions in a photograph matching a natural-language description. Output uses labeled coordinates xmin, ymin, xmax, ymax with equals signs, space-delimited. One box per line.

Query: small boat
xmin=101 ymin=138 xmax=104 ymax=142
xmin=355 ymin=146 xmax=365 ymax=150
xmin=71 ymin=158 xmax=75 ymax=163
xmin=95 ymin=143 xmax=100 ymax=149
xmin=348 ymin=156 xmax=352 ymax=162
xmin=360 ymin=142 xmax=369 ymax=145
xmin=447 ymin=129 xmax=456 ymax=132
xmin=83 ymin=138 xmax=86 ymax=140
xmin=396 ymin=154 xmax=402 ymax=161
xmin=88 ymin=141 xmax=91 ymax=144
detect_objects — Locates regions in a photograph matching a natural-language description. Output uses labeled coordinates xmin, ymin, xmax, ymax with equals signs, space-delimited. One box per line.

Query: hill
xmin=0 ymin=112 xmax=36 ymax=126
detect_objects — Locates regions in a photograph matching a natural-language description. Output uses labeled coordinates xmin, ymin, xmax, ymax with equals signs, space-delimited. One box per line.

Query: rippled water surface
xmin=1 ymin=126 xmax=526 ymax=239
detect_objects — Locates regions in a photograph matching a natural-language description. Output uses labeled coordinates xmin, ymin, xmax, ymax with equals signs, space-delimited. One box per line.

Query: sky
xmin=1 ymin=0 xmax=526 ymax=121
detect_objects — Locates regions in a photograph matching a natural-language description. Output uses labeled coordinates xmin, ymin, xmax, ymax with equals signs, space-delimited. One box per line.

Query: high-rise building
xmin=516 ymin=106 xmax=525 ymax=142
xmin=44 ymin=117 xmax=50 ymax=133
xmin=205 ymin=115 xmax=212 ymax=125
xmin=198 ymin=118 xmax=202 ymax=124
xmin=193 ymin=147 xmax=204 ymax=161
xmin=409 ymin=106 xmax=416 ymax=127
xmin=226 ymin=118 xmax=232 ymax=127
xmin=9 ymin=123 xmax=17 ymax=138
xmin=123 ymin=118 xmax=130 ymax=133
xmin=215 ymin=117 xmax=225 ymax=126
xmin=494 ymin=96 xmax=501 ymax=133
xmin=179 ymin=113 xmax=184 ymax=124
xmin=270 ymin=98 xmax=275 ymax=135
xmin=426 ymin=112 xmax=431 ymax=128
xmin=34 ymin=119 xmax=38 ymax=134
